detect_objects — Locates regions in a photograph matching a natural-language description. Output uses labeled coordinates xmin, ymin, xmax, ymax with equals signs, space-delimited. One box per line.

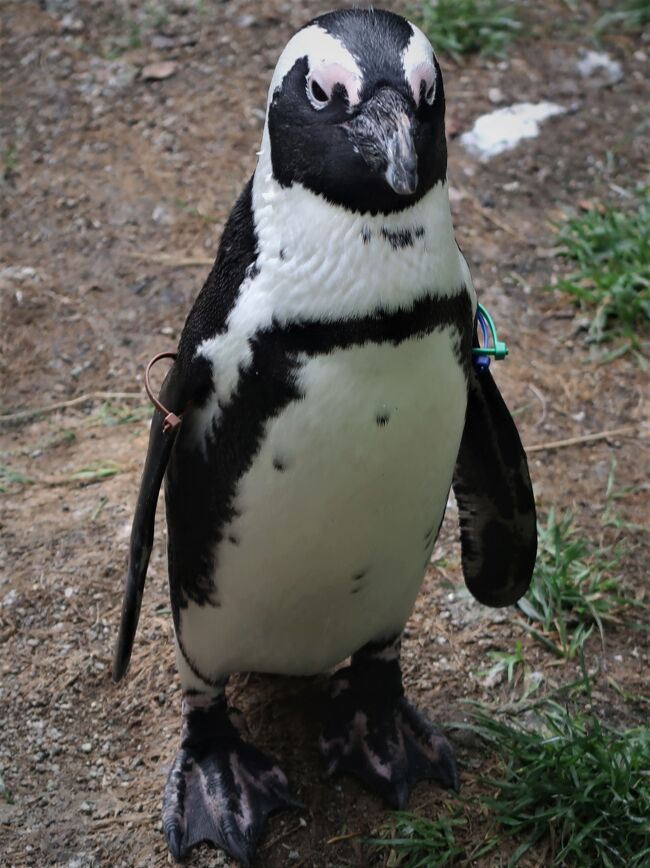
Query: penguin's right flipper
xmin=112 ymin=365 xmax=184 ymax=682
xmin=452 ymin=364 xmax=537 ymax=608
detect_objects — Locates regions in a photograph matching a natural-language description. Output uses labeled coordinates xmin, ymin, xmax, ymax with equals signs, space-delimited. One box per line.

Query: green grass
xmin=368 ymin=671 xmax=650 ymax=866
xmin=2 ymin=143 xmax=17 ymax=188
xmin=414 ymin=0 xmax=520 ymax=60
xmin=0 ymin=463 xmax=35 ymax=492
xmin=517 ymin=509 xmax=635 ymax=658
xmin=596 ymin=0 xmax=650 ymax=35
xmin=367 ymin=811 xmax=466 ymax=866
xmin=469 ymin=687 xmax=650 ymax=866
xmin=69 ymin=461 xmax=121 ymax=484
xmin=479 ymin=640 xmax=527 ymax=687
xmin=90 ymin=400 xmax=149 ymax=427
xmin=553 ymin=192 xmax=650 ymax=350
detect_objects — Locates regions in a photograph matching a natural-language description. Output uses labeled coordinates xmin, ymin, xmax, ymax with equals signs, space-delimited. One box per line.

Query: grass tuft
xmin=0 ymin=463 xmax=35 ymax=492
xmin=517 ymin=509 xmax=635 ymax=658
xmin=553 ymin=192 xmax=650 ymax=348
xmin=414 ymin=0 xmax=520 ymax=60
xmin=91 ymin=400 xmax=149 ymax=427
xmin=469 ymin=689 xmax=650 ymax=866
xmin=366 ymin=811 xmax=466 ymax=866
xmin=70 ymin=461 xmax=121 ymax=484
xmin=479 ymin=640 xmax=527 ymax=687
xmin=596 ymin=0 xmax=650 ymax=35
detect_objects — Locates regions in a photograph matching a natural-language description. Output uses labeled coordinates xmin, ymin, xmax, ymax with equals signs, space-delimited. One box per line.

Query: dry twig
xmin=527 ymin=425 xmax=637 ymax=453
xmin=0 ymin=392 xmax=143 ymax=425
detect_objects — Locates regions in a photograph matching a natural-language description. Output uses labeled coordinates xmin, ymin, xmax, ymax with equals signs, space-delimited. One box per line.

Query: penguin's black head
xmin=265 ymin=9 xmax=446 ymax=216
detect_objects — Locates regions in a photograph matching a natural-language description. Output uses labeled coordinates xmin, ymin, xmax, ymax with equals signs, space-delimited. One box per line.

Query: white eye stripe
xmin=409 ymin=61 xmax=436 ymax=106
xmin=402 ymin=21 xmax=437 ymax=105
xmin=268 ymin=24 xmax=363 ymax=110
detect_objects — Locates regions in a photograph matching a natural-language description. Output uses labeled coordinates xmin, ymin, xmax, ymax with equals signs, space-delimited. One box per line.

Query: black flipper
xmin=453 ymin=365 xmax=537 ymax=607
xmin=112 ymin=179 xmax=256 ymax=682
xmin=112 ymin=365 xmax=185 ymax=682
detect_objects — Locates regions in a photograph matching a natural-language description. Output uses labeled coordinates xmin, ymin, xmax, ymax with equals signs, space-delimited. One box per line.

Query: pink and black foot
xmin=163 ymin=691 xmax=298 ymax=866
xmin=319 ymin=636 xmax=459 ymax=808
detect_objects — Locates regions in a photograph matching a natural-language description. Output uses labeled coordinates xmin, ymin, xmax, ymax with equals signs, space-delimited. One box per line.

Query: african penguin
xmin=113 ymin=9 xmax=537 ymax=866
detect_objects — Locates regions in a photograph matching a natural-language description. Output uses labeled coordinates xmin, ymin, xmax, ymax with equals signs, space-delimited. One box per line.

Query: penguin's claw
xmin=319 ymin=672 xmax=459 ymax=808
xmin=162 ymin=737 xmax=297 ymax=865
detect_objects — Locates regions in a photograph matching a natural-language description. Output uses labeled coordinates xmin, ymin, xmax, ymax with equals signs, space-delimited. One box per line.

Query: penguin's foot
xmin=319 ymin=638 xmax=459 ymax=808
xmin=163 ymin=693 xmax=297 ymax=866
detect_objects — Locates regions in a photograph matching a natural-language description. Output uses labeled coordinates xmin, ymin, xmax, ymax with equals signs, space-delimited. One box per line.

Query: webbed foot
xmin=163 ymin=694 xmax=297 ymax=866
xmin=319 ymin=637 xmax=459 ymax=808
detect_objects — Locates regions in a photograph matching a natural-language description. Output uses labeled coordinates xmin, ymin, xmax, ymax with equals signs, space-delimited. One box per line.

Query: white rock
xmin=461 ymin=102 xmax=566 ymax=161
xmin=488 ymin=87 xmax=504 ymax=104
xmin=2 ymin=589 xmax=18 ymax=607
xmin=151 ymin=205 xmax=175 ymax=226
xmin=576 ymin=51 xmax=623 ymax=85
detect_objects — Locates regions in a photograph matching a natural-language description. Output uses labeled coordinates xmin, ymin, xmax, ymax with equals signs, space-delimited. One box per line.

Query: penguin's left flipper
xmin=112 ymin=364 xmax=186 ymax=682
xmin=453 ymin=365 xmax=537 ymax=607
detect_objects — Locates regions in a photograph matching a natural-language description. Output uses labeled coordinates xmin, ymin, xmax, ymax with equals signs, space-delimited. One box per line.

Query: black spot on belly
xmin=361 ymin=226 xmax=371 ymax=244
xmin=273 ymin=457 xmax=287 ymax=472
xmin=376 ymin=411 xmax=390 ymax=427
xmin=351 ymin=586 xmax=363 ymax=595
xmin=279 ymin=247 xmax=286 ymax=261
xmin=414 ymin=226 xmax=425 ymax=239
xmin=228 ymin=534 xmax=239 ymax=545
xmin=351 ymin=569 xmax=368 ymax=582
xmin=381 ymin=227 xmax=413 ymax=250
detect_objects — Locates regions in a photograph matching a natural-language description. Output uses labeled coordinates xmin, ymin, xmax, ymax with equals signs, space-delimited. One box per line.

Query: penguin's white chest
xmin=178 ymin=327 xmax=467 ymax=680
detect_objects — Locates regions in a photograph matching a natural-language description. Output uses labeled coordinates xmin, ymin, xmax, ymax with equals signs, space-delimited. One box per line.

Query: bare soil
xmin=1 ymin=1 xmax=648 ymax=866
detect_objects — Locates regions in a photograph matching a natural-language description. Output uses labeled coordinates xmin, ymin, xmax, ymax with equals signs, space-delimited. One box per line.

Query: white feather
xmin=180 ymin=327 xmax=468 ymax=681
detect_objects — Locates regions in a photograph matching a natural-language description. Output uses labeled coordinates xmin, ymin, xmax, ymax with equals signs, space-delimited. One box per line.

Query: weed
xmin=70 ymin=461 xmax=121 ymax=484
xmin=517 ymin=509 xmax=635 ymax=658
xmin=603 ymin=458 xmax=650 ymax=532
xmin=0 ymin=463 xmax=35 ymax=492
xmin=366 ymin=811 xmax=466 ymax=866
xmin=0 ymin=769 xmax=13 ymax=805
xmin=90 ymin=496 xmax=109 ymax=522
xmin=552 ymin=192 xmax=650 ymax=348
xmin=596 ymin=0 xmax=650 ymax=35
xmin=175 ymin=198 xmax=220 ymax=225
xmin=479 ymin=640 xmax=526 ymax=687
xmin=145 ymin=3 xmax=170 ymax=31
xmin=91 ymin=400 xmax=149 ymax=426
xmin=2 ymin=143 xmax=17 ymax=187
xmin=414 ymin=0 xmax=521 ymax=60
xmin=468 ymin=669 xmax=650 ymax=866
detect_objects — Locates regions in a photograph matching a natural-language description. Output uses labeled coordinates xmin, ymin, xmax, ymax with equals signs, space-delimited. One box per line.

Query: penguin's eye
xmin=311 ymin=80 xmax=329 ymax=103
xmin=307 ymin=74 xmax=330 ymax=109
xmin=306 ymin=63 xmax=361 ymax=111
xmin=425 ymin=82 xmax=435 ymax=105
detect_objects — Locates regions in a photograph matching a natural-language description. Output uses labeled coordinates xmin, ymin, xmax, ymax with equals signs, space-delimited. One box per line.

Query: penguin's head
xmin=264 ymin=9 xmax=446 ymax=215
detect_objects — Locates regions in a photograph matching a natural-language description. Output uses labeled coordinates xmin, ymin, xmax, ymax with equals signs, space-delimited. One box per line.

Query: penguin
xmin=112 ymin=9 xmax=536 ymax=866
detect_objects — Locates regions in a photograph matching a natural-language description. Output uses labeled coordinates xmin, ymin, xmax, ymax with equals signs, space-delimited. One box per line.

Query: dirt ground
xmin=1 ymin=1 xmax=648 ymax=866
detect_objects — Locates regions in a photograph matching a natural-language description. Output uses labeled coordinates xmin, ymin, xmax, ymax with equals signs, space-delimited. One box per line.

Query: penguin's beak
xmin=344 ymin=87 xmax=418 ymax=196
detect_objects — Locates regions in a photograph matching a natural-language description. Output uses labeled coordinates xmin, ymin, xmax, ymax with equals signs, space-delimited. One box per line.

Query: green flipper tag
xmin=472 ymin=303 xmax=508 ymax=370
